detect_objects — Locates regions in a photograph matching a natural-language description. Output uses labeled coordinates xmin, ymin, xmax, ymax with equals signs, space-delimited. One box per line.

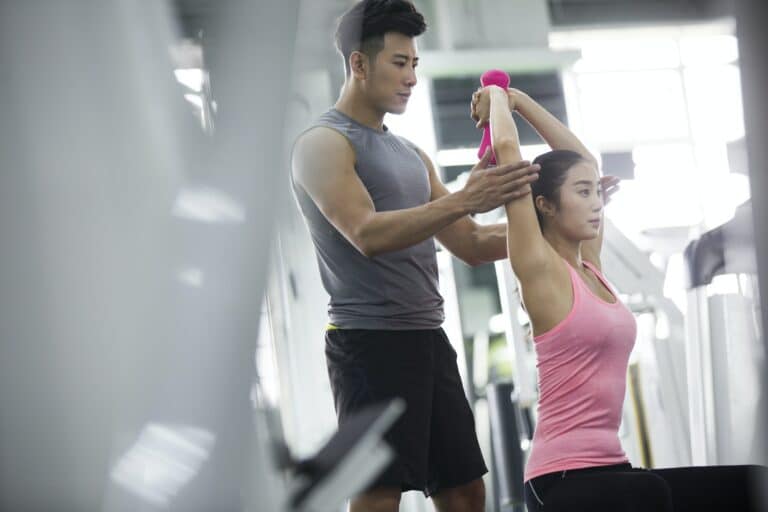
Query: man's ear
xmin=349 ymin=51 xmax=368 ymax=80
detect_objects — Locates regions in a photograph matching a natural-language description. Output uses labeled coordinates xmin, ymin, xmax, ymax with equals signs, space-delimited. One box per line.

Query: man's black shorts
xmin=325 ymin=327 xmax=488 ymax=496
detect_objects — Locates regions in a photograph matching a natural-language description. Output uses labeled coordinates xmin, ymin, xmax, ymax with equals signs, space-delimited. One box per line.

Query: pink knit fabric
xmin=524 ymin=260 xmax=636 ymax=482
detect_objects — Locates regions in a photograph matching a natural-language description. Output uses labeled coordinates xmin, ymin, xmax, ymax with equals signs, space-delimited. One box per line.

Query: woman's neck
xmin=543 ymin=229 xmax=582 ymax=268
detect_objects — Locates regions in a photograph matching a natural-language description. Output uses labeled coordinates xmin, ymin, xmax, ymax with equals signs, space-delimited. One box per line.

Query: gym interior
xmin=1 ymin=1 xmax=767 ymax=511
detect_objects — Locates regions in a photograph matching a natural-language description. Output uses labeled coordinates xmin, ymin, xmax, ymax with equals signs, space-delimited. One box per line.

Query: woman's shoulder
xmin=518 ymin=252 xmax=575 ymax=336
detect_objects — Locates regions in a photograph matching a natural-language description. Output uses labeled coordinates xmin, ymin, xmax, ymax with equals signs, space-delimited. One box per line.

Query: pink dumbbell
xmin=476 ymin=69 xmax=510 ymax=165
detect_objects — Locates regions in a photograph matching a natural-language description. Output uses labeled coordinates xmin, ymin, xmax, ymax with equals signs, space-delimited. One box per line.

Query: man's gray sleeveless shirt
xmin=292 ymin=108 xmax=444 ymax=329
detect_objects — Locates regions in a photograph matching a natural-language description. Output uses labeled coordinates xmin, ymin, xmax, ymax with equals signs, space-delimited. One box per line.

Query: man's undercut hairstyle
xmin=335 ymin=0 xmax=427 ymax=76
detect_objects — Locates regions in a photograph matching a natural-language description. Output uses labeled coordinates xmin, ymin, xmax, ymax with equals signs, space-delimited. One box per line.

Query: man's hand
xmin=458 ymin=148 xmax=540 ymax=214
xmin=600 ymin=175 xmax=621 ymax=205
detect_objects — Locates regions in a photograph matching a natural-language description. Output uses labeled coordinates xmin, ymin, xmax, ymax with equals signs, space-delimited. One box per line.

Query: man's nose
xmin=405 ymin=68 xmax=417 ymax=87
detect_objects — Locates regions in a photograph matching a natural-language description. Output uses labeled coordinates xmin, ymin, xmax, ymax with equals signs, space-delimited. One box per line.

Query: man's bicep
xmin=292 ymin=128 xmax=376 ymax=240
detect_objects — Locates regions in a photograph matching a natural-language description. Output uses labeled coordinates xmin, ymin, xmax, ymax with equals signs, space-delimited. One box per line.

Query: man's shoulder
xmin=296 ymin=109 xmax=349 ymax=142
xmin=292 ymin=124 xmax=356 ymax=188
xmin=294 ymin=124 xmax=353 ymax=157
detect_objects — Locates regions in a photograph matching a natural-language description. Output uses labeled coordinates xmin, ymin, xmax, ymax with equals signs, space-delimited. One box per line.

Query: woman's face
xmin=543 ymin=161 xmax=603 ymax=240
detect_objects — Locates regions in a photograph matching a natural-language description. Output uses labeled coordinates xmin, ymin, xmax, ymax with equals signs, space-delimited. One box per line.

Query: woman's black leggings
xmin=524 ymin=463 xmax=768 ymax=511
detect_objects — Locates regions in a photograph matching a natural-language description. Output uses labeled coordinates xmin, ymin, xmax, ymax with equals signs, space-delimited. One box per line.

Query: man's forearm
xmin=355 ymin=191 xmax=470 ymax=257
xmin=471 ymin=223 xmax=508 ymax=264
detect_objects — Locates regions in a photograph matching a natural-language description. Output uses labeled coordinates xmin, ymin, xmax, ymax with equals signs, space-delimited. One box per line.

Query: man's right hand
xmin=458 ymin=148 xmax=540 ymax=214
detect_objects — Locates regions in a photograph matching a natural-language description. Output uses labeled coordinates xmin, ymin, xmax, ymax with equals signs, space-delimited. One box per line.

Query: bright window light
xmin=684 ymin=64 xmax=745 ymax=143
xmin=655 ymin=310 xmax=671 ymax=340
xmin=384 ymin=79 xmax=437 ymax=158
xmin=111 ymin=424 xmax=215 ymax=506
xmin=574 ymin=39 xmax=680 ymax=72
xmin=255 ymin=299 xmax=281 ymax=407
xmin=679 ymin=35 xmax=738 ymax=66
xmin=521 ymin=144 xmax=552 ymax=162
xmin=436 ymin=144 xmax=551 ymax=168
xmin=174 ymin=68 xmax=203 ymax=92
xmin=708 ymin=274 xmax=741 ymax=296
xmin=699 ymin=173 xmax=751 ymax=229
xmin=606 ymin=180 xmax=702 ymax=240
xmin=577 ymin=70 xmax=689 ymax=143
xmin=632 ymin=143 xmax=697 ymax=182
xmin=663 ymin=253 xmax=688 ymax=312
xmin=436 ymin=148 xmax=477 ymax=168
xmin=172 ymin=186 xmax=246 ymax=224
xmin=607 ymin=144 xmax=703 ymax=233
xmin=183 ymin=93 xmax=203 ymax=109
xmin=556 ymin=23 xmax=748 ymax=255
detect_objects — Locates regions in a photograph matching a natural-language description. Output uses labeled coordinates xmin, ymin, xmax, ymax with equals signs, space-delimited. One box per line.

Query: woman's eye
xmin=579 ymin=190 xmax=589 ymax=197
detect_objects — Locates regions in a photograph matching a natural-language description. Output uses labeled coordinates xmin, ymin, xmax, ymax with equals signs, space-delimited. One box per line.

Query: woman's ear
xmin=535 ymin=195 xmax=555 ymax=218
xmin=349 ymin=51 xmax=368 ymax=80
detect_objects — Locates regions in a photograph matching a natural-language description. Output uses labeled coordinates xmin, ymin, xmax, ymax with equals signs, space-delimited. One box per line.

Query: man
xmin=291 ymin=1 xmax=539 ymax=511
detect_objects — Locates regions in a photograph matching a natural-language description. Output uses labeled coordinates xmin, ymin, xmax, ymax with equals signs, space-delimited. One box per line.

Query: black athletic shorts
xmin=325 ymin=327 xmax=488 ymax=496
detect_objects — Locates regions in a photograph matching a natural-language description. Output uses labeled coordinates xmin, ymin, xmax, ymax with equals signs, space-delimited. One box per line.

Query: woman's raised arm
xmin=509 ymin=89 xmax=617 ymax=267
xmin=477 ymin=86 xmax=554 ymax=279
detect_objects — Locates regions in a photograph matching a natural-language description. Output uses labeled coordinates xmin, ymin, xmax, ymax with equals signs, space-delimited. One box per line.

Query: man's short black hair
xmin=335 ymin=0 xmax=427 ymax=76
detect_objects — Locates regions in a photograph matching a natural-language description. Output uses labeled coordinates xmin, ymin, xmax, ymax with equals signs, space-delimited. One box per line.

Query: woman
xmin=471 ymin=85 xmax=767 ymax=511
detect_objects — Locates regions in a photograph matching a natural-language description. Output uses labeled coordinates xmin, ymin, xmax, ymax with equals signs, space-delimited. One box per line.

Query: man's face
xmin=362 ymin=32 xmax=419 ymax=115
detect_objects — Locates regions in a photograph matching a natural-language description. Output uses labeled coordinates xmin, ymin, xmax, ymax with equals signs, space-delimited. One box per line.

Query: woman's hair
xmin=531 ymin=149 xmax=589 ymax=228
xmin=335 ymin=0 xmax=427 ymax=76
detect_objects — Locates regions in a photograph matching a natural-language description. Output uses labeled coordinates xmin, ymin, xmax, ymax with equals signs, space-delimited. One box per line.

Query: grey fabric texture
xmin=292 ymin=108 xmax=444 ymax=329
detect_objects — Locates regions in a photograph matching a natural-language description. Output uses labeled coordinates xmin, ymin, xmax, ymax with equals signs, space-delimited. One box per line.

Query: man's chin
xmin=387 ymin=102 xmax=408 ymax=115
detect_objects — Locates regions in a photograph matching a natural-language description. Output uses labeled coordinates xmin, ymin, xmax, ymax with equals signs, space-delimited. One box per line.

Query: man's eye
xmin=395 ymin=62 xmax=406 ymax=67
xmin=579 ymin=190 xmax=589 ymax=196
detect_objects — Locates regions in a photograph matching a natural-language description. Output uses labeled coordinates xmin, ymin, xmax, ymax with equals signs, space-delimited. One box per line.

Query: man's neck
xmin=334 ymin=85 xmax=386 ymax=132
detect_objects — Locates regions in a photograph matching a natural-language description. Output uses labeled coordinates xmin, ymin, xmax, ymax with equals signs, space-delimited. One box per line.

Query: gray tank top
xmin=292 ymin=108 xmax=444 ymax=329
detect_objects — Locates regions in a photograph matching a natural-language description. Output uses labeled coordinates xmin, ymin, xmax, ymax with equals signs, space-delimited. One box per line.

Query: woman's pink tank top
xmin=524 ymin=259 xmax=636 ymax=482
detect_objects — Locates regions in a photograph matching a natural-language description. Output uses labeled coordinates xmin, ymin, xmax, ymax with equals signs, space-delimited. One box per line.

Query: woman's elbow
xmin=492 ymin=138 xmax=521 ymax=158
